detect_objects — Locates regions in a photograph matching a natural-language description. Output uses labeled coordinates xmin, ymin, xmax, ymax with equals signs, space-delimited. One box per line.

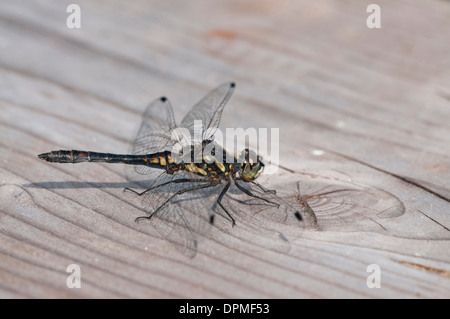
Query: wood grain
xmin=0 ymin=0 xmax=449 ymax=298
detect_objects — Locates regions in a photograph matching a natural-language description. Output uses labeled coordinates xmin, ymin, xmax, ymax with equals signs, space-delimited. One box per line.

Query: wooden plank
xmin=0 ymin=0 xmax=449 ymax=298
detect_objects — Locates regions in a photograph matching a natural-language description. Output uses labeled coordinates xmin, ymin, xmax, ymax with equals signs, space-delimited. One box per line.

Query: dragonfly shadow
xmin=257 ymin=171 xmax=407 ymax=233
xmin=23 ymin=181 xmax=134 ymax=190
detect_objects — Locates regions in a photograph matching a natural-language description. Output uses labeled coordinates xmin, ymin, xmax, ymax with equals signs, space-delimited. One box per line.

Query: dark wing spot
xmin=160 ymin=97 xmax=167 ymax=102
xmin=230 ymin=82 xmax=236 ymax=88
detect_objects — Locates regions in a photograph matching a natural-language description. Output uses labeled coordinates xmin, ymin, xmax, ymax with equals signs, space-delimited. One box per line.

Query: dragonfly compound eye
xmin=239 ymin=150 xmax=264 ymax=182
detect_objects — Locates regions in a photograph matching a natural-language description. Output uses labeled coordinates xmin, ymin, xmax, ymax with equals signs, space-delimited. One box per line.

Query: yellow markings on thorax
xmin=225 ymin=164 xmax=234 ymax=176
xmin=185 ymin=163 xmax=194 ymax=173
xmin=215 ymin=162 xmax=226 ymax=172
xmin=185 ymin=163 xmax=208 ymax=176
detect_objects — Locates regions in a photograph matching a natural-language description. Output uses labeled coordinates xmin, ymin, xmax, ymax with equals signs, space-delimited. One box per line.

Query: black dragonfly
xmin=38 ymin=82 xmax=303 ymax=256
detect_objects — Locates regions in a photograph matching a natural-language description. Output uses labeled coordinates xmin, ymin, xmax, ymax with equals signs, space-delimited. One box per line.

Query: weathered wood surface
xmin=0 ymin=0 xmax=449 ymax=298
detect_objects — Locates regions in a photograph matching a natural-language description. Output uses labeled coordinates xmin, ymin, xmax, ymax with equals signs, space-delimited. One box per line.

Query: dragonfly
xmin=38 ymin=82 xmax=305 ymax=257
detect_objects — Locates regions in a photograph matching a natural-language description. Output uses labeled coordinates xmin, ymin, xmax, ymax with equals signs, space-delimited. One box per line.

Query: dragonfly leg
xmin=235 ymin=182 xmax=280 ymax=208
xmin=124 ymin=178 xmax=207 ymax=196
xmin=134 ymin=182 xmax=219 ymax=222
xmin=212 ymin=182 xmax=235 ymax=227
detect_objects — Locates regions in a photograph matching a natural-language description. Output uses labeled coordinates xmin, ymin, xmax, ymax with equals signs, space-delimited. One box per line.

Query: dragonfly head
xmin=238 ymin=149 xmax=264 ymax=182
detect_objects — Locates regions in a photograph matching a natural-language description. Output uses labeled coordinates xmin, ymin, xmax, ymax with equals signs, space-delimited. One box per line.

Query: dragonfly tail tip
xmin=38 ymin=152 xmax=50 ymax=161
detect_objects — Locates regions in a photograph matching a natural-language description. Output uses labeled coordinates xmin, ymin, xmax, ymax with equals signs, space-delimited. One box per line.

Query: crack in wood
xmin=296 ymin=145 xmax=450 ymax=205
xmin=417 ymin=210 xmax=450 ymax=233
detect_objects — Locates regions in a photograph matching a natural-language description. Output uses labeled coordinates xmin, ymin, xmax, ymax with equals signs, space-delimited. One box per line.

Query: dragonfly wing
xmin=131 ymin=97 xmax=178 ymax=174
xmin=138 ymin=171 xmax=217 ymax=257
xmin=180 ymin=82 xmax=235 ymax=142
xmin=124 ymin=97 xmax=179 ymax=186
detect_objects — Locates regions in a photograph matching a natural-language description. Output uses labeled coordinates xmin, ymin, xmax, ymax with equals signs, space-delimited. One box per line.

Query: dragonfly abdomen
xmin=38 ymin=150 xmax=175 ymax=169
